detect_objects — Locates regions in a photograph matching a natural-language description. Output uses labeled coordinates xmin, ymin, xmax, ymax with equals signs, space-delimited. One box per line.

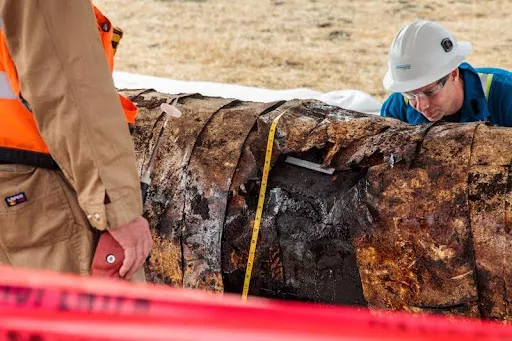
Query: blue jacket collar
xmin=457 ymin=62 xmax=490 ymax=123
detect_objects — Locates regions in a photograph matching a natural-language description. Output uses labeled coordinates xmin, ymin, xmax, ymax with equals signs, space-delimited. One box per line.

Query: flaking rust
xmin=469 ymin=125 xmax=512 ymax=321
xmin=182 ymin=100 xmax=282 ymax=291
xmin=129 ymin=90 xmax=235 ymax=285
xmin=124 ymin=89 xmax=512 ymax=321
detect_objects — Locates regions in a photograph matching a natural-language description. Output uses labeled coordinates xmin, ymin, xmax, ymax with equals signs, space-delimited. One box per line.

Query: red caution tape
xmin=0 ymin=265 xmax=511 ymax=341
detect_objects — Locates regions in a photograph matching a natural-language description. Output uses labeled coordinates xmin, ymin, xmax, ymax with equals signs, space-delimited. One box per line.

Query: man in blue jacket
xmin=381 ymin=20 xmax=512 ymax=127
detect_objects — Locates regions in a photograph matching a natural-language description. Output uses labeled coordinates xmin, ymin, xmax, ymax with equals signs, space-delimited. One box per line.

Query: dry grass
xmin=95 ymin=0 xmax=512 ymax=101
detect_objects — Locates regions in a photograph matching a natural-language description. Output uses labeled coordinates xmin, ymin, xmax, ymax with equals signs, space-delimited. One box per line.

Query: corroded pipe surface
xmin=123 ymin=89 xmax=512 ymax=321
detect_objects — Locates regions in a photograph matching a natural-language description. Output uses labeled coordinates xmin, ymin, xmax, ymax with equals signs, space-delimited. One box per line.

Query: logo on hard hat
xmin=396 ymin=64 xmax=411 ymax=70
xmin=441 ymin=38 xmax=453 ymax=52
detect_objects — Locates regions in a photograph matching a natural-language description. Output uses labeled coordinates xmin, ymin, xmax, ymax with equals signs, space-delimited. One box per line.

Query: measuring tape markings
xmin=242 ymin=109 xmax=289 ymax=301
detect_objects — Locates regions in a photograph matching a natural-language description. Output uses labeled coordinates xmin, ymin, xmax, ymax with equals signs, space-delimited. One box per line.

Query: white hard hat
xmin=383 ymin=20 xmax=471 ymax=93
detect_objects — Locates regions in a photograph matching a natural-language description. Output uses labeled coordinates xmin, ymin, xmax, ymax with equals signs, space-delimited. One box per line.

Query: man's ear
xmin=451 ymin=68 xmax=459 ymax=81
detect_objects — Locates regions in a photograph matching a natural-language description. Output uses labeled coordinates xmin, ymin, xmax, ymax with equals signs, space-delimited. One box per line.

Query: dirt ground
xmin=95 ymin=0 xmax=512 ymax=101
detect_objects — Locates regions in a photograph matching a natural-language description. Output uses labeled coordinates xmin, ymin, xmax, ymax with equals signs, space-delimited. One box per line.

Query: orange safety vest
xmin=0 ymin=5 xmax=137 ymax=169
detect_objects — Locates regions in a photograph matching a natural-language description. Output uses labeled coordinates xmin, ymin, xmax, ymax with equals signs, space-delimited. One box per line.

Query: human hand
xmin=108 ymin=216 xmax=152 ymax=279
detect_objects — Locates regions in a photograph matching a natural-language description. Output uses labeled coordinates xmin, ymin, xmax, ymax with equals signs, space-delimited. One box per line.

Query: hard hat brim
xmin=383 ymin=41 xmax=472 ymax=93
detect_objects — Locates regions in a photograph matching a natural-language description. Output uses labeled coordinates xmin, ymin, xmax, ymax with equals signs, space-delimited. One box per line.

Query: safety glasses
xmin=403 ymin=74 xmax=450 ymax=100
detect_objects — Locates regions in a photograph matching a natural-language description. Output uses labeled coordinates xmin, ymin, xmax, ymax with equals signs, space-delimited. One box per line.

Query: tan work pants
xmin=0 ymin=164 xmax=146 ymax=282
xmin=0 ymin=164 xmax=97 ymax=274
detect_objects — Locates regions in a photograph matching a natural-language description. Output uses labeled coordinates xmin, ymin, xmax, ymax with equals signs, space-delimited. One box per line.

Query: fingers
xmin=144 ymin=227 xmax=153 ymax=259
xmin=123 ymin=244 xmax=140 ymax=280
xmin=109 ymin=216 xmax=153 ymax=280
xmin=126 ymin=243 xmax=145 ymax=279
xmin=122 ymin=232 xmax=152 ymax=280
xmin=119 ymin=246 xmax=136 ymax=278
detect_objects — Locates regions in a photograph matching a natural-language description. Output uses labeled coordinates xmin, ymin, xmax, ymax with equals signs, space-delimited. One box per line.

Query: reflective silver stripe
xmin=0 ymin=72 xmax=16 ymax=99
xmin=478 ymin=72 xmax=493 ymax=101
xmin=0 ymin=18 xmax=16 ymax=100
xmin=478 ymin=73 xmax=487 ymax=96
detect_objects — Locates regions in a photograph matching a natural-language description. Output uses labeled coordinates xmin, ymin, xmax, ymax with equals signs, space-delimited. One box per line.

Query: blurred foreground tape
xmin=0 ymin=266 xmax=512 ymax=341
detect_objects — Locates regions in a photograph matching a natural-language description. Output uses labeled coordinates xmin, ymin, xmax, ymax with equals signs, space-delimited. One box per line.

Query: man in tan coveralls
xmin=0 ymin=0 xmax=152 ymax=280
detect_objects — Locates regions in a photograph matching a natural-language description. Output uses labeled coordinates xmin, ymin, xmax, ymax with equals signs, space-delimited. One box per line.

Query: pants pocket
xmin=0 ymin=165 xmax=76 ymax=250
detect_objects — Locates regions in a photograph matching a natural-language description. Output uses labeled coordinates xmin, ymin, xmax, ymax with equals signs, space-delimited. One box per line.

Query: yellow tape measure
xmin=242 ymin=109 xmax=288 ymax=301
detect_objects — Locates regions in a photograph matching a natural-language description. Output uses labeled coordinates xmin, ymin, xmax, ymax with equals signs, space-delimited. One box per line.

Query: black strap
xmin=0 ymin=147 xmax=59 ymax=169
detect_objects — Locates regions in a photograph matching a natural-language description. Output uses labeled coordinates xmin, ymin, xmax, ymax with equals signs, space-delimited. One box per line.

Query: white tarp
xmin=113 ymin=71 xmax=382 ymax=115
